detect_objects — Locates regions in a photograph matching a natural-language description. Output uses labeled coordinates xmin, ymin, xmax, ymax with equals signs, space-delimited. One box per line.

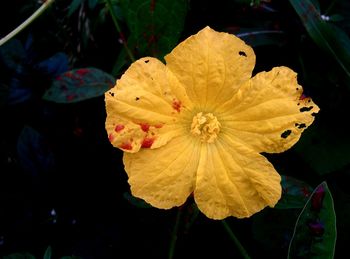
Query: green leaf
xmin=252 ymin=209 xmax=300 ymax=256
xmin=289 ymin=0 xmax=350 ymax=80
xmin=88 ymin=0 xmax=99 ymax=9
xmin=68 ymin=0 xmax=83 ymax=17
xmin=43 ymin=246 xmax=52 ymax=259
xmin=3 ymin=253 xmax=36 ymax=259
xmin=123 ymin=192 xmax=152 ymax=209
xmin=112 ymin=36 xmax=137 ymax=77
xmin=295 ymin=123 xmax=350 ymax=175
xmin=121 ymin=0 xmax=188 ymax=59
xmin=43 ymin=68 xmax=115 ymax=103
xmin=275 ymin=175 xmax=313 ymax=209
xmin=288 ymin=182 xmax=337 ymax=259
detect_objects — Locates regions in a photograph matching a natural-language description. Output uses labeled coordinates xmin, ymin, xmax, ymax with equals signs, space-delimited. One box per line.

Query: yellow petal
xmin=123 ymin=135 xmax=200 ymax=208
xmin=105 ymin=115 xmax=184 ymax=152
xmin=217 ymin=66 xmax=320 ymax=153
xmin=105 ymin=57 xmax=192 ymax=152
xmin=165 ymin=26 xmax=255 ymax=111
xmin=194 ymin=137 xmax=281 ymax=220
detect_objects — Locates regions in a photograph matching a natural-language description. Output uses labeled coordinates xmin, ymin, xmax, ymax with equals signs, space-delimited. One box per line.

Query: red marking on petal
xmin=172 ymin=99 xmax=182 ymax=113
xmin=108 ymin=133 xmax=114 ymax=142
xmin=114 ymin=124 xmax=125 ymax=133
xmin=139 ymin=123 xmax=150 ymax=132
xmin=141 ymin=137 xmax=155 ymax=148
xmin=155 ymin=124 xmax=163 ymax=128
xmin=120 ymin=142 xmax=132 ymax=150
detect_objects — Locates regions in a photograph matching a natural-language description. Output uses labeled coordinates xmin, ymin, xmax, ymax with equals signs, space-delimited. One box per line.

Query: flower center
xmin=190 ymin=112 xmax=221 ymax=143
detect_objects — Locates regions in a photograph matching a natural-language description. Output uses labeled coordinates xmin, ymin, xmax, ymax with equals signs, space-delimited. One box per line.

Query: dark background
xmin=1 ymin=0 xmax=350 ymax=258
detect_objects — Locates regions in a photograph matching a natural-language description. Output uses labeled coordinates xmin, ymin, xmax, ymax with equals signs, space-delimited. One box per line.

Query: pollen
xmin=190 ymin=112 xmax=221 ymax=143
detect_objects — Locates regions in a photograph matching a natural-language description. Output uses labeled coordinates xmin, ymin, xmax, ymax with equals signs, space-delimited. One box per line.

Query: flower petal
xmin=194 ymin=138 xmax=281 ymax=220
xmin=218 ymin=66 xmax=320 ymax=153
xmin=165 ymin=26 xmax=255 ymax=110
xmin=105 ymin=57 xmax=192 ymax=152
xmin=123 ymin=135 xmax=200 ymax=208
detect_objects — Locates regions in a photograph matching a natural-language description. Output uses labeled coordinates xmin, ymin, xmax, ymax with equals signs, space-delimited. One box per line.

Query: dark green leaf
xmin=329 ymin=14 xmax=344 ymax=22
xmin=3 ymin=253 xmax=36 ymax=259
xmin=88 ymin=0 xmax=99 ymax=9
xmin=123 ymin=192 xmax=152 ymax=209
xmin=309 ymin=0 xmax=320 ymax=12
xmin=43 ymin=68 xmax=115 ymax=103
xmin=275 ymin=175 xmax=313 ymax=209
xmin=68 ymin=0 xmax=83 ymax=17
xmin=236 ymin=29 xmax=286 ymax=47
xmin=295 ymin=124 xmax=350 ymax=175
xmin=252 ymin=209 xmax=300 ymax=257
xmin=0 ymin=39 xmax=25 ymax=71
xmin=36 ymin=52 xmax=70 ymax=77
xmin=112 ymin=36 xmax=137 ymax=77
xmin=289 ymin=0 xmax=350 ymax=80
xmin=121 ymin=0 xmax=188 ymax=59
xmin=43 ymin=246 xmax=52 ymax=259
xmin=288 ymin=182 xmax=336 ymax=259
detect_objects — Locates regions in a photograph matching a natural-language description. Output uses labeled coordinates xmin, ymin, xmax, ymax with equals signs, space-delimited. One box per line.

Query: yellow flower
xmin=105 ymin=26 xmax=319 ymax=219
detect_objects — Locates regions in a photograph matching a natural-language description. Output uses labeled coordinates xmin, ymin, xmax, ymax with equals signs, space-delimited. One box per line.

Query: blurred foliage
xmin=1 ymin=0 xmax=350 ymax=258
xmin=43 ymin=68 xmax=115 ymax=103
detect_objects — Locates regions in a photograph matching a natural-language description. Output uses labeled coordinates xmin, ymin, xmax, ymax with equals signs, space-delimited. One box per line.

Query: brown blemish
xmin=172 ymin=99 xmax=182 ymax=113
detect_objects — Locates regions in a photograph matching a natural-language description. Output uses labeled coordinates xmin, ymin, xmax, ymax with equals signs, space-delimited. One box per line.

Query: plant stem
xmin=221 ymin=220 xmax=251 ymax=259
xmin=105 ymin=0 xmax=135 ymax=63
xmin=0 ymin=0 xmax=55 ymax=47
xmin=168 ymin=207 xmax=183 ymax=259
